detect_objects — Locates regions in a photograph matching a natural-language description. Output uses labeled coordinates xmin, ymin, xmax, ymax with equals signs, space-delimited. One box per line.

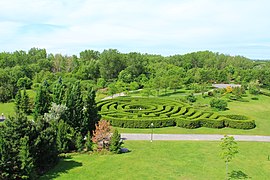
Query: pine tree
xmin=15 ymin=89 xmax=22 ymax=113
xmin=85 ymin=131 xmax=93 ymax=152
xmin=52 ymin=77 xmax=65 ymax=105
xmin=56 ymin=120 xmax=70 ymax=153
xmin=19 ymin=136 xmax=35 ymax=179
xmin=21 ymin=88 xmax=31 ymax=114
xmin=0 ymin=112 xmax=34 ymax=179
xmin=33 ymin=81 xmax=51 ymax=120
xmin=109 ymin=129 xmax=123 ymax=154
xmin=34 ymin=118 xmax=58 ymax=174
xmin=65 ymin=81 xmax=84 ymax=133
xmin=75 ymin=132 xmax=84 ymax=152
xmin=83 ymin=87 xmax=100 ymax=136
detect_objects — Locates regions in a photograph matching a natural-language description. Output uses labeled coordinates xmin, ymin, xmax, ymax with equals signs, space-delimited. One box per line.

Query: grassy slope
xmin=118 ymin=94 xmax=270 ymax=135
xmin=41 ymin=141 xmax=270 ymax=180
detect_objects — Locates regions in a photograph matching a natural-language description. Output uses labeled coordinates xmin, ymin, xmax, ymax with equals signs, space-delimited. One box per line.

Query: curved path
xmin=121 ymin=133 xmax=270 ymax=142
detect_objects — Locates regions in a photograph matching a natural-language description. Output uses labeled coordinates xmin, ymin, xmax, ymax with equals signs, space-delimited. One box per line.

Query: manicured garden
xmin=98 ymin=97 xmax=255 ymax=129
xmin=117 ymin=93 xmax=270 ymax=135
xmin=41 ymin=141 xmax=270 ymax=180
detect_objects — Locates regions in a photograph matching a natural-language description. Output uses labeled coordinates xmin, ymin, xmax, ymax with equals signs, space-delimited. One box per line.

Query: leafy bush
xmin=186 ymin=94 xmax=197 ymax=103
xmin=210 ymin=98 xmax=227 ymax=111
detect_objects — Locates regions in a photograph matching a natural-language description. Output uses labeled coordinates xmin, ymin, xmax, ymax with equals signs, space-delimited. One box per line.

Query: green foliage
xmin=220 ymin=135 xmax=238 ymax=179
xmin=110 ymin=129 xmax=123 ymax=154
xmin=83 ymin=88 xmax=100 ymax=136
xmin=52 ymin=77 xmax=65 ymax=105
xmin=19 ymin=136 xmax=35 ymax=179
xmin=248 ymin=81 xmax=260 ymax=95
xmin=85 ymin=131 xmax=93 ymax=152
xmin=0 ymin=113 xmax=35 ymax=179
xmin=98 ymin=97 xmax=254 ymax=129
xmin=64 ymin=81 xmax=84 ymax=133
xmin=33 ymin=81 xmax=51 ymax=120
xmin=210 ymin=98 xmax=228 ymax=110
xmin=17 ymin=77 xmax=32 ymax=89
xmin=21 ymin=89 xmax=31 ymax=114
xmin=186 ymin=94 xmax=197 ymax=103
xmin=75 ymin=132 xmax=84 ymax=152
xmin=56 ymin=120 xmax=71 ymax=153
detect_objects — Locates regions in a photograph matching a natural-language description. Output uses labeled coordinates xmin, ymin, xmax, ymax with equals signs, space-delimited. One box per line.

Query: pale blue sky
xmin=0 ymin=0 xmax=270 ymax=59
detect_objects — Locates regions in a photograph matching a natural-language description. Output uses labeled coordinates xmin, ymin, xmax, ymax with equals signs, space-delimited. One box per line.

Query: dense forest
xmin=0 ymin=48 xmax=269 ymax=103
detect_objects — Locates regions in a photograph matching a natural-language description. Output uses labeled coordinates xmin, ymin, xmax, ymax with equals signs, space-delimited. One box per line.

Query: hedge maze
xmin=97 ymin=97 xmax=255 ymax=129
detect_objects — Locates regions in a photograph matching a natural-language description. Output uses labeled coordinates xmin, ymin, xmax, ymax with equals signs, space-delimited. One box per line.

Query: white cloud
xmin=0 ymin=0 xmax=270 ymax=58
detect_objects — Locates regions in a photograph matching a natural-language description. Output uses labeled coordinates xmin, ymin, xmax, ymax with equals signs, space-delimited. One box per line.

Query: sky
xmin=0 ymin=0 xmax=270 ymax=59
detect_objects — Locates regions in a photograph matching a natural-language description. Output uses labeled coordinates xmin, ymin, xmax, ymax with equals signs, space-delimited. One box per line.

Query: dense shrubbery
xmin=210 ymin=98 xmax=228 ymax=110
xmin=98 ymin=97 xmax=255 ymax=129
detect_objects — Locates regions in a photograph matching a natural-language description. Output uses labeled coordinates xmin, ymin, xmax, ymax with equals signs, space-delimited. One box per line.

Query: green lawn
xmin=41 ymin=141 xmax=270 ymax=180
xmin=0 ymin=102 xmax=15 ymax=117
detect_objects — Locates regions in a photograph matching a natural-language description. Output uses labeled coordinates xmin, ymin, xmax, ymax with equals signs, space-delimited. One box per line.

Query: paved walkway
xmin=121 ymin=133 xmax=270 ymax=142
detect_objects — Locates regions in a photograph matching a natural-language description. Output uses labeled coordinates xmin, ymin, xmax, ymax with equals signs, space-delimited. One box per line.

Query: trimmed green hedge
xmin=98 ymin=97 xmax=255 ymax=129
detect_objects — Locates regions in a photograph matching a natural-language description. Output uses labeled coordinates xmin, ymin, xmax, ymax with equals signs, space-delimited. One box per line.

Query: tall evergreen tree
xmin=19 ymin=136 xmax=35 ymax=179
xmin=15 ymin=89 xmax=22 ymax=113
xmin=21 ymin=88 xmax=31 ymax=114
xmin=65 ymin=81 xmax=84 ymax=133
xmin=83 ymin=87 xmax=100 ymax=136
xmin=75 ymin=132 xmax=84 ymax=152
xmin=33 ymin=81 xmax=51 ymax=120
xmin=56 ymin=120 xmax=71 ymax=153
xmin=0 ymin=112 xmax=34 ymax=179
xmin=34 ymin=117 xmax=58 ymax=174
xmin=109 ymin=129 xmax=123 ymax=154
xmin=52 ymin=77 xmax=65 ymax=105
xmin=85 ymin=131 xmax=93 ymax=152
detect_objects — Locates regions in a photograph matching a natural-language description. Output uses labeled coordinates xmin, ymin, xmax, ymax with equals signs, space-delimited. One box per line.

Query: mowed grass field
xmin=41 ymin=141 xmax=270 ymax=180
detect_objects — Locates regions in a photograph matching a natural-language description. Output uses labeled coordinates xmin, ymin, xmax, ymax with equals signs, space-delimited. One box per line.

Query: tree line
xmin=1 ymin=48 xmax=270 ymax=102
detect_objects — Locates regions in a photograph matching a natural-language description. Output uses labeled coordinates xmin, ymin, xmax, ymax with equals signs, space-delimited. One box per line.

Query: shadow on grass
xmin=229 ymin=170 xmax=251 ymax=179
xmin=40 ymin=158 xmax=82 ymax=180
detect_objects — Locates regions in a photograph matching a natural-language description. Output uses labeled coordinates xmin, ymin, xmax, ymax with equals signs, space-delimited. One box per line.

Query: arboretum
xmin=0 ymin=48 xmax=270 ymax=179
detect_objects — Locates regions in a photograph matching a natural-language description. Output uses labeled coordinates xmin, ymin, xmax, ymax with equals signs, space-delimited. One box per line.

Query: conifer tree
xmin=110 ymin=129 xmax=123 ymax=154
xmin=0 ymin=112 xmax=34 ymax=179
xmin=21 ymin=88 xmax=31 ymax=114
xmin=15 ymin=89 xmax=22 ymax=112
xmin=52 ymin=77 xmax=65 ymax=105
xmin=75 ymin=132 xmax=84 ymax=152
xmin=56 ymin=120 xmax=70 ymax=153
xmin=34 ymin=117 xmax=58 ymax=173
xmin=65 ymin=81 xmax=84 ymax=133
xmin=33 ymin=81 xmax=51 ymax=120
xmin=85 ymin=131 xmax=93 ymax=152
xmin=19 ymin=136 xmax=35 ymax=179
xmin=83 ymin=87 xmax=100 ymax=136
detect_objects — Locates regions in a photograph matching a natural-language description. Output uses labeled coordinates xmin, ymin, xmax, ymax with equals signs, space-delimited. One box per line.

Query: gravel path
xmin=121 ymin=133 xmax=270 ymax=142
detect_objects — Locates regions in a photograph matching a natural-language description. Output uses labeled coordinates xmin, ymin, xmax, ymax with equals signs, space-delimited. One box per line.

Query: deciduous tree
xmin=220 ymin=135 xmax=238 ymax=180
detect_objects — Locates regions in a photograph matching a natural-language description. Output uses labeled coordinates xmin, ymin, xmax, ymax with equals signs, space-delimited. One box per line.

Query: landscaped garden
xmin=98 ymin=97 xmax=255 ymax=129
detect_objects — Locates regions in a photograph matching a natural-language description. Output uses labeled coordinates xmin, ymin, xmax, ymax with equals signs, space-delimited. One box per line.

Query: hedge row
xmin=103 ymin=116 xmax=176 ymax=128
xmin=176 ymin=118 xmax=255 ymax=129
